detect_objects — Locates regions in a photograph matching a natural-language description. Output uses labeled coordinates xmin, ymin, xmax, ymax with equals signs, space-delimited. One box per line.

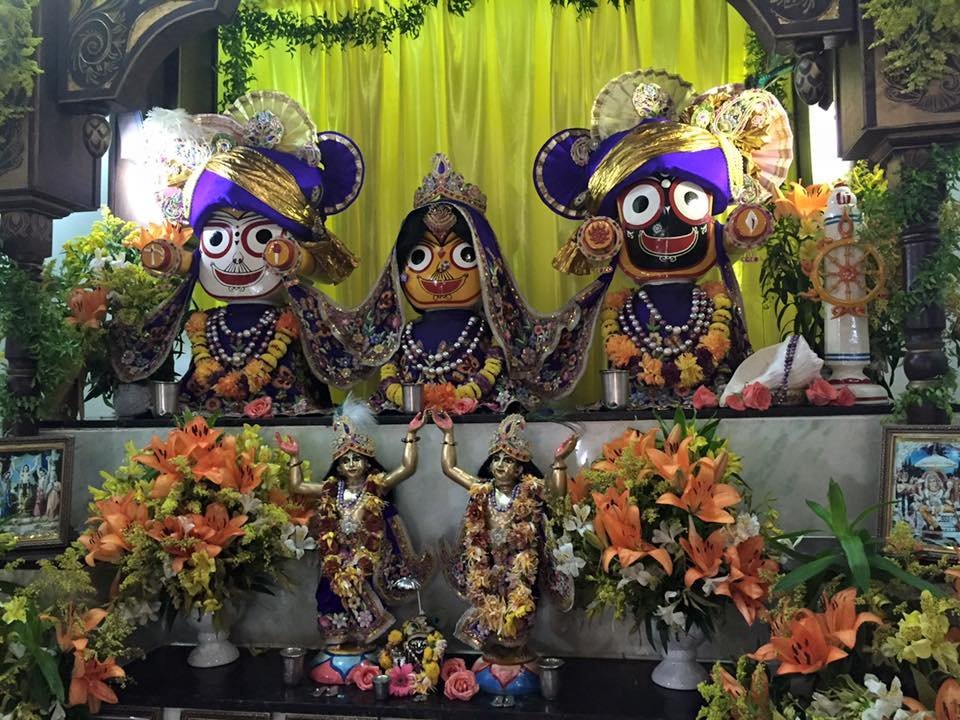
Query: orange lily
xmin=146 ymin=516 xmax=222 ymax=574
xmin=773 ymin=182 xmax=831 ymax=222
xmin=715 ymin=535 xmax=779 ymax=626
xmin=170 ymin=415 xmax=223 ymax=460
xmin=645 ymin=435 xmax=696 ymax=489
xmin=192 ymin=435 xmax=265 ymax=494
xmin=269 ymin=488 xmax=315 ymax=526
xmin=680 ymin=520 xmax=726 ymax=588
xmin=89 ymin=491 xmax=148 ymax=534
xmin=592 ymin=488 xmax=672 ymax=574
xmin=937 ymin=678 xmax=960 ymax=720
xmin=568 ymin=472 xmax=592 ymax=505
xmin=43 ymin=604 xmax=108 ymax=652
xmin=133 ymin=433 xmax=186 ymax=498
xmin=66 ymin=287 xmax=108 ymax=329
xmin=78 ymin=526 xmax=130 ymax=566
xmin=758 ymin=611 xmax=847 ymax=675
xmin=69 ymin=653 xmax=125 ymax=713
xmin=656 ymin=455 xmax=741 ymax=524
xmin=189 ymin=502 xmax=247 ymax=549
xmin=817 ymin=587 xmax=883 ymax=649
xmin=718 ymin=667 xmax=746 ymax=699
xmin=593 ymin=428 xmax=658 ymax=487
xmin=663 ymin=423 xmax=684 ymax=454
xmin=128 ymin=221 xmax=193 ymax=250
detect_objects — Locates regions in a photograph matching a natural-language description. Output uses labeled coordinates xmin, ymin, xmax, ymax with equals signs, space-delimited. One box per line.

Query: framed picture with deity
xmin=0 ymin=436 xmax=73 ymax=553
xmin=879 ymin=425 xmax=960 ymax=557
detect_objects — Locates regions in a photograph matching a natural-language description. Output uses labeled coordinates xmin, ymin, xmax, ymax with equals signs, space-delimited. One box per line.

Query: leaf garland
xmin=219 ymin=0 xmax=634 ymax=106
xmin=0 ymin=0 xmax=43 ymax=129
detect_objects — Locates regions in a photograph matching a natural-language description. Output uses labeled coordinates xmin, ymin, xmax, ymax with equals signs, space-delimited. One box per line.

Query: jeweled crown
xmin=413 ymin=153 xmax=487 ymax=215
xmin=488 ymin=414 xmax=532 ymax=463
xmin=331 ymin=415 xmax=376 ymax=460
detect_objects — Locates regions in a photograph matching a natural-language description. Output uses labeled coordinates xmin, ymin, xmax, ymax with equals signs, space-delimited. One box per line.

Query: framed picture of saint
xmin=880 ymin=425 xmax=960 ymax=556
xmin=0 ymin=437 xmax=73 ymax=552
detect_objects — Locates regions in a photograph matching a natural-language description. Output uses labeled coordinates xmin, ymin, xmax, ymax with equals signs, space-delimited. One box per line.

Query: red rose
xmin=692 ymin=385 xmax=718 ymax=410
xmin=347 ymin=661 xmax=380 ymax=691
xmin=742 ymin=382 xmax=772 ymax=411
xmin=452 ymin=398 xmax=478 ymax=416
xmin=725 ymin=393 xmax=746 ymax=411
xmin=835 ymin=387 xmax=856 ymax=406
xmin=805 ymin=377 xmax=837 ymax=406
xmin=443 ymin=669 xmax=479 ymax=701
xmin=243 ymin=396 xmax=273 ymax=418
xmin=441 ymin=657 xmax=467 ymax=682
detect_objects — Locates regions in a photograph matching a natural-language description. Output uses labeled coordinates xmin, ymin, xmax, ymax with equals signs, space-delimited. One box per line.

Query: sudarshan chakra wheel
xmin=810 ymin=239 xmax=886 ymax=308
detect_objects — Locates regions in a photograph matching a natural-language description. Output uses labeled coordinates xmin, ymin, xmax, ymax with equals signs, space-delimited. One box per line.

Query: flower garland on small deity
xmin=434 ymin=412 xmax=577 ymax=696
xmin=283 ymin=153 xmax=611 ymax=413
xmin=534 ymin=70 xmax=794 ymax=405
xmin=279 ymin=400 xmax=432 ymax=664
xmin=376 ymin=616 xmax=448 ymax=696
xmin=111 ymin=90 xmax=365 ymax=415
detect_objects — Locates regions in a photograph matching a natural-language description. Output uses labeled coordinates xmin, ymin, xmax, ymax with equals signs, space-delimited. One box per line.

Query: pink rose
xmin=805 ymin=377 xmax=837 ymax=406
xmin=444 ymin=669 xmax=479 ymax=701
xmin=452 ymin=397 xmax=477 ymax=416
xmin=725 ymin=393 xmax=746 ymax=411
xmin=835 ymin=387 xmax=856 ymax=407
xmin=243 ymin=396 xmax=273 ymax=418
xmin=691 ymin=385 xmax=718 ymax=410
xmin=388 ymin=663 xmax=415 ymax=697
xmin=742 ymin=382 xmax=772 ymax=411
xmin=441 ymin=657 xmax=467 ymax=682
xmin=347 ymin=661 xmax=380 ymax=691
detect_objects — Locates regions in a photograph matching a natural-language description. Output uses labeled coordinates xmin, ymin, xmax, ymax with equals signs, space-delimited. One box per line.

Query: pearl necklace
xmin=618 ymin=287 xmax=713 ymax=359
xmin=401 ymin=315 xmax=483 ymax=380
xmin=488 ymin=482 xmax=521 ymax=512
xmin=205 ymin=308 xmax=278 ymax=368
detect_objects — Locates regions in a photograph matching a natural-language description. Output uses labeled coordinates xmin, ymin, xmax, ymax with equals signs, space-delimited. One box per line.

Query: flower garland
xmin=313 ymin=473 xmax=386 ymax=608
xmin=378 ymin=622 xmax=447 ymax=696
xmin=462 ymin=476 xmax=543 ymax=642
xmin=379 ymin=346 xmax=504 ymax=407
xmin=185 ymin=308 xmax=300 ymax=400
xmin=599 ymin=285 xmax=733 ymax=390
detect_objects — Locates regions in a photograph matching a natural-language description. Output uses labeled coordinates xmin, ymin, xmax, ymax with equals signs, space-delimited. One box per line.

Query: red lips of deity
xmin=639 ymin=230 xmax=698 ymax=258
xmin=417 ymin=275 xmax=467 ymax=298
xmin=213 ymin=267 xmax=265 ymax=286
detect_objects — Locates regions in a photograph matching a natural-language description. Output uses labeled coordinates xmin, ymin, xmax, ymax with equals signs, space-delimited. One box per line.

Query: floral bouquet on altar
xmin=698 ymin=483 xmax=960 ymax=720
xmin=552 ymin=411 xmax=779 ymax=648
xmin=0 ymin=548 xmax=135 ymax=719
xmin=78 ymin=416 xmax=314 ymax=622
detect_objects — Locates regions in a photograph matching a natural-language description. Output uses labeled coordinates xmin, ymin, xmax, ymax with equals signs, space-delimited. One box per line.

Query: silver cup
xmin=538 ymin=657 xmax=564 ymax=700
xmin=373 ymin=673 xmax=391 ymax=700
xmin=149 ymin=380 xmax=179 ymax=417
xmin=280 ymin=647 xmax=305 ymax=687
xmin=401 ymin=383 xmax=424 ymax=413
xmin=601 ymin=369 xmax=629 ymax=408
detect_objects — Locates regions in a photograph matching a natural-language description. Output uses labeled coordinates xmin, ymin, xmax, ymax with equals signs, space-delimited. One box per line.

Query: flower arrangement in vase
xmin=77 ymin=416 xmax=313 ymax=667
xmin=553 ymin=411 xmax=779 ymax=690
xmin=698 ymin=483 xmax=959 ymax=720
xmin=0 ymin=548 xmax=134 ymax=718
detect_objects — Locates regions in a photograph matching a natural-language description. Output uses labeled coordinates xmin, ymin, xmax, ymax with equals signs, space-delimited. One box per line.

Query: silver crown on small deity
xmin=412 ymin=153 xmax=487 ymax=215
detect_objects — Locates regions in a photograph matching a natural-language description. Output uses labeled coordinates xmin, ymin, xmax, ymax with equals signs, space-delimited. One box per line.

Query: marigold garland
xmin=462 ymin=477 xmax=543 ymax=641
xmin=186 ymin=308 xmax=300 ymax=399
xmin=380 ymin=347 xmax=504 ymax=408
xmin=600 ymin=286 xmax=733 ymax=390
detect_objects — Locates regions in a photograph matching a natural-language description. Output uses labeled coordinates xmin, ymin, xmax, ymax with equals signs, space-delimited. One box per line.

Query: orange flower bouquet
xmin=553 ymin=412 xmax=779 ymax=651
xmin=78 ymin=416 xmax=313 ymax=622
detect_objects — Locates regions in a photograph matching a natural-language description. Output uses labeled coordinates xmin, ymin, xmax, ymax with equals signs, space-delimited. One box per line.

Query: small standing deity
xmin=281 ymin=405 xmax=433 ymax=684
xmin=435 ymin=413 xmax=576 ymax=697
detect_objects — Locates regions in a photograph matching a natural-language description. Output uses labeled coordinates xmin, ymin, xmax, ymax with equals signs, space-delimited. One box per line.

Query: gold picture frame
xmin=879 ymin=424 xmax=960 ymax=557
xmin=0 ymin=436 xmax=73 ymax=552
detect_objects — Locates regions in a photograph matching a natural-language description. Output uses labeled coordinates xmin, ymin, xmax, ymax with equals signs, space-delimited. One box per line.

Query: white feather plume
xmin=336 ymin=393 xmax=377 ymax=433
xmin=142 ymin=107 xmax=206 ymax=143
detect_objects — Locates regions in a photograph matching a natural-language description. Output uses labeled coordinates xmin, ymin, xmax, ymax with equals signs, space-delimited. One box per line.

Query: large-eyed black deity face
xmin=337 ymin=451 xmax=369 ymax=483
xmin=616 ymin=174 xmax=717 ymax=282
xmin=489 ymin=451 xmax=521 ymax=488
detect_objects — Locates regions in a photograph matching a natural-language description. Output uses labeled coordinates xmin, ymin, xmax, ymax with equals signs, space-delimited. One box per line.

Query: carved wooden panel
xmin=727 ymin=0 xmax=856 ymax=52
xmin=60 ymin=0 xmax=239 ymax=110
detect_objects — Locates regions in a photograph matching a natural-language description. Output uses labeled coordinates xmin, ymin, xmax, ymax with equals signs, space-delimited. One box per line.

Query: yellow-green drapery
xmin=219 ymin=0 xmax=780 ymax=404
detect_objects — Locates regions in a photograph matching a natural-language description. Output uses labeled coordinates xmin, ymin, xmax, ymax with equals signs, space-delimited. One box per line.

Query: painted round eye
xmin=406 ymin=244 xmax=433 ymax=273
xmin=450 ymin=241 xmax=477 ymax=270
xmin=201 ymin=224 xmax=231 ymax=259
xmin=619 ymin=181 xmax=664 ymax=228
xmin=670 ymin=180 xmax=711 ymax=224
xmin=241 ymin=221 xmax=279 ymax=257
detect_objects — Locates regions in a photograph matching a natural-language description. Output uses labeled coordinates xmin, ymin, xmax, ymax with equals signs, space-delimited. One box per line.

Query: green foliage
xmin=773 ymin=479 xmax=940 ymax=599
xmin=744 ymin=29 xmax=790 ymax=105
xmin=0 ymin=0 xmax=42 ymax=129
xmin=219 ymin=0 xmax=634 ymax=106
xmin=863 ymin=0 xmax=960 ymax=94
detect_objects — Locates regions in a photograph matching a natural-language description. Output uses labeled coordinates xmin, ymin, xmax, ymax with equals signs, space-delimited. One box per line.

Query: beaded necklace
xmin=401 ymin=315 xmax=484 ymax=381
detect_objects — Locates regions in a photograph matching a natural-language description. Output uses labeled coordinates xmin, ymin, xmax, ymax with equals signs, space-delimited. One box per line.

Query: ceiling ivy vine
xmin=219 ymin=0 xmax=634 ymax=106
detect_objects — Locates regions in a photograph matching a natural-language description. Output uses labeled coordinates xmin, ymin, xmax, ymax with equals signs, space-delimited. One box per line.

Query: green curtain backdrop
xmin=220 ymin=0 xmax=778 ymax=403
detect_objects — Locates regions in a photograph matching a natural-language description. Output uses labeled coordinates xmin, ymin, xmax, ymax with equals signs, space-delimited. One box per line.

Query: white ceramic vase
xmin=186 ymin=609 xmax=240 ymax=668
xmin=650 ymin=627 xmax=708 ymax=691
